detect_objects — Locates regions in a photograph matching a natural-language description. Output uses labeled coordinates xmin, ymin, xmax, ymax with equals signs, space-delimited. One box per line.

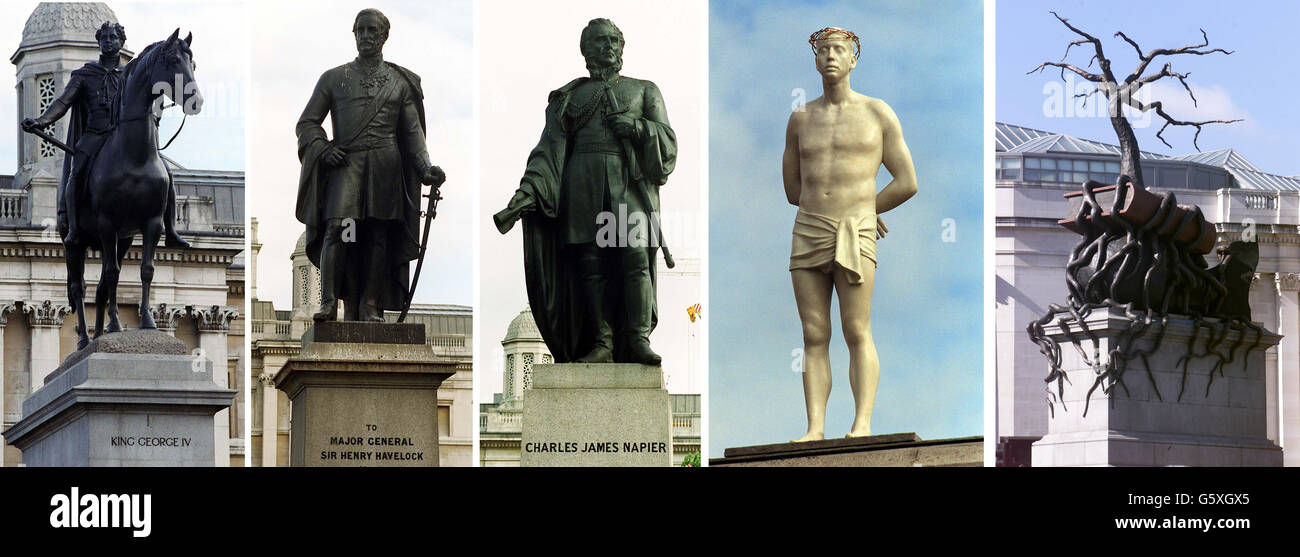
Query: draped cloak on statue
xmin=513 ymin=76 xmax=677 ymax=362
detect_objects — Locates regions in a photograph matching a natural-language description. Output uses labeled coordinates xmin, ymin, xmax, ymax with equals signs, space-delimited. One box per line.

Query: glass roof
xmin=996 ymin=122 xmax=1300 ymax=191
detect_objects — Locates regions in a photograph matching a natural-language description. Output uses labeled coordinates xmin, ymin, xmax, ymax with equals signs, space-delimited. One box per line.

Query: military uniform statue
xmin=295 ymin=9 xmax=445 ymax=322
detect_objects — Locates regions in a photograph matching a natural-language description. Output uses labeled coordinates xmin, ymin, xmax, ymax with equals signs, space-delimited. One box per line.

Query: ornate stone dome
xmin=503 ymin=307 xmax=542 ymax=344
xmin=293 ymin=231 xmax=308 ymax=258
xmin=20 ymin=2 xmax=119 ymax=49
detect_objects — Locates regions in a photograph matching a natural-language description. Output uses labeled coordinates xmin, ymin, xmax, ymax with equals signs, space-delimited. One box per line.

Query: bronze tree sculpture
xmin=1023 ymin=13 xmax=1260 ymax=416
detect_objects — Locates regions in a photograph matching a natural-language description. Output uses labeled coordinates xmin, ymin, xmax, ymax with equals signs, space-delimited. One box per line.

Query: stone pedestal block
xmin=712 ymin=433 xmax=983 ymax=467
xmin=1032 ymin=308 xmax=1282 ymax=467
xmin=275 ymin=322 xmax=456 ymax=467
xmin=2 ymin=331 xmax=235 ymax=466
xmin=522 ymin=363 xmax=671 ymax=467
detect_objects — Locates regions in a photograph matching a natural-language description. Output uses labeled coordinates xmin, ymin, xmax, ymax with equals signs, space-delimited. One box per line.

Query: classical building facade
xmin=2 ymin=2 xmax=245 ymax=467
xmin=994 ymin=121 xmax=1300 ymax=465
xmin=247 ymin=220 xmax=474 ymax=467
xmin=479 ymin=307 xmax=702 ymax=466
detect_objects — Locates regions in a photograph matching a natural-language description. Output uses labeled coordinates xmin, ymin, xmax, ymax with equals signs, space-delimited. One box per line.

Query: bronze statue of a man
xmin=21 ymin=21 xmax=188 ymax=248
xmin=784 ymin=28 xmax=917 ymax=441
xmin=495 ymin=18 xmax=677 ymax=365
xmin=295 ymin=8 xmax=444 ymax=322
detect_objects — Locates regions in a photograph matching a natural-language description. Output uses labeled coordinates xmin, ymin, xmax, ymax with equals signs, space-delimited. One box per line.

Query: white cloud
xmin=1142 ymin=80 xmax=1250 ymax=123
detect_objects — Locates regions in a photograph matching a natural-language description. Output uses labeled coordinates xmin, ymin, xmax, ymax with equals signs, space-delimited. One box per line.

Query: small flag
xmin=687 ymin=303 xmax=702 ymax=323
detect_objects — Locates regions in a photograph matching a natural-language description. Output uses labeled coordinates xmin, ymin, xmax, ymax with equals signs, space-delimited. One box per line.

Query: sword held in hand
xmin=397 ymin=170 xmax=446 ymax=323
xmin=603 ymin=86 xmax=675 ymax=269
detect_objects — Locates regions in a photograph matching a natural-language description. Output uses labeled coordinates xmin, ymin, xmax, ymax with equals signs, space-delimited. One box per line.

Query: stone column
xmin=149 ymin=303 xmax=188 ymax=334
xmin=1276 ymin=273 xmax=1300 ymax=466
xmin=194 ymin=305 xmax=238 ymax=468
xmin=24 ymin=301 xmax=69 ymax=388
xmin=0 ymin=303 xmax=15 ymax=451
xmin=260 ymin=372 xmax=278 ymax=467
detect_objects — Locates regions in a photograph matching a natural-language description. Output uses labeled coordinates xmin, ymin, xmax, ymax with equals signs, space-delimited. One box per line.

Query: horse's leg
xmin=65 ymin=242 xmax=90 ymax=349
xmin=139 ymin=220 xmax=161 ymax=330
xmin=106 ymin=235 xmax=131 ymax=333
xmin=94 ymin=229 xmax=119 ymax=339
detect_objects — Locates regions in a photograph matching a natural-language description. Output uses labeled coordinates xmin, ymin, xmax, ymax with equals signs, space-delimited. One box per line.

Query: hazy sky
xmin=998 ymin=0 xmax=1299 ymax=176
xmin=248 ymin=0 xmax=473 ymax=310
xmin=709 ymin=0 xmax=984 ymax=456
xmin=0 ymin=0 xmax=247 ymax=174
xmin=477 ymin=0 xmax=706 ymax=405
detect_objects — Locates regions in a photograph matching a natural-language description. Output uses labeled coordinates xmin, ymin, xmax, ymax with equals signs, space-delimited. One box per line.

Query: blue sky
xmin=998 ymin=0 xmax=1299 ymax=176
xmin=709 ymin=0 xmax=983 ymax=456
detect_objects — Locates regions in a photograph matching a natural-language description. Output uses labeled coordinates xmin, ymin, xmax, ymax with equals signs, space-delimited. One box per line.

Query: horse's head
xmin=158 ymin=29 xmax=202 ymax=115
xmin=127 ymin=29 xmax=202 ymax=120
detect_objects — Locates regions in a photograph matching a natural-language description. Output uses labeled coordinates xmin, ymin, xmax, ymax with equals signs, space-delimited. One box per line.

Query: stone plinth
xmin=2 ymin=330 xmax=235 ymax=467
xmin=711 ymin=433 xmax=983 ymax=467
xmin=275 ymin=322 xmax=456 ymax=467
xmin=1032 ymin=308 xmax=1282 ymax=467
xmin=522 ymin=363 xmax=671 ymax=467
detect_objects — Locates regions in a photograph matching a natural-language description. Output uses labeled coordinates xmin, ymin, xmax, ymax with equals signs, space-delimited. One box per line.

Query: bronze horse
xmin=65 ymin=29 xmax=202 ymax=349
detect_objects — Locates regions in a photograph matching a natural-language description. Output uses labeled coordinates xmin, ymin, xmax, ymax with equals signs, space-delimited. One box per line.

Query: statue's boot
xmin=62 ymin=212 xmax=81 ymax=245
xmin=62 ymin=221 xmax=81 ymax=246
xmin=624 ymin=266 xmax=661 ymax=366
xmin=576 ymin=267 xmax=614 ymax=363
xmin=60 ymin=169 xmax=81 ymax=245
xmin=358 ymin=239 xmax=387 ymax=322
xmin=359 ymin=299 xmax=385 ymax=323
xmin=315 ymin=229 xmax=344 ymax=322
xmin=164 ymin=228 xmax=190 ymax=248
xmin=313 ymin=299 xmax=337 ymax=321
xmin=163 ymin=180 xmax=191 ymax=248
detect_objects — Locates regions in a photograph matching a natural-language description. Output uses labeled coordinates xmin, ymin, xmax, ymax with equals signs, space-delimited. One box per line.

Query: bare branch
xmin=1126 ymin=28 xmax=1233 ymax=80
xmin=1060 ymin=38 xmax=1088 ymax=61
xmin=1048 ymin=11 xmax=1118 ymax=83
xmin=1134 ymin=62 xmax=1201 ymax=106
xmin=1114 ymin=31 xmax=1143 ymax=60
xmin=1061 ymin=39 xmax=1100 ymax=68
xmin=1074 ymin=87 xmax=1103 ymax=109
xmin=1135 ymin=100 xmax=1243 ymax=151
xmin=1174 ymin=72 xmax=1197 ymax=107
xmin=1028 ymin=61 xmax=1105 ymax=82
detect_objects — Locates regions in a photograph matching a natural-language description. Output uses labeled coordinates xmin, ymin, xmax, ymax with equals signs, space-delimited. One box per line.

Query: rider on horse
xmin=21 ymin=21 xmax=189 ymax=249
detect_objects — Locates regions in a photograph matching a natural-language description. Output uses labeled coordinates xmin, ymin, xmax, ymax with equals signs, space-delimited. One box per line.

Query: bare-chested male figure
xmin=783 ymin=27 xmax=918 ymax=441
